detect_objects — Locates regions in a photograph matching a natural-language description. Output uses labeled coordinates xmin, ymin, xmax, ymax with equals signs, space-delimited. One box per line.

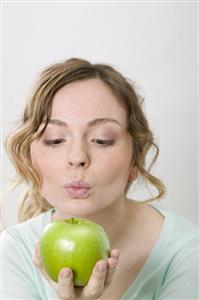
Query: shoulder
xmin=1 ymin=209 xmax=52 ymax=249
xmin=150 ymin=205 xmax=199 ymax=299
xmin=122 ymin=203 xmax=198 ymax=299
xmin=151 ymin=203 xmax=199 ymax=269
xmin=1 ymin=210 xmax=55 ymax=299
xmin=137 ymin=202 xmax=199 ymax=268
xmin=153 ymin=203 xmax=199 ymax=239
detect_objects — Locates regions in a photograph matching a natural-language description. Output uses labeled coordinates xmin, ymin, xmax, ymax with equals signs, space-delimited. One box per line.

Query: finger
xmin=82 ymin=260 xmax=107 ymax=299
xmin=32 ymin=251 xmax=42 ymax=268
xmin=55 ymin=268 xmax=75 ymax=300
xmin=32 ymin=242 xmax=43 ymax=270
xmin=32 ymin=243 xmax=51 ymax=284
xmin=105 ymin=249 xmax=120 ymax=287
xmin=33 ymin=243 xmax=76 ymax=299
xmin=110 ymin=249 xmax=120 ymax=259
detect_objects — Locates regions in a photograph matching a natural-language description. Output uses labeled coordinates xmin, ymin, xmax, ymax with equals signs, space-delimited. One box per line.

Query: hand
xmin=32 ymin=242 xmax=120 ymax=299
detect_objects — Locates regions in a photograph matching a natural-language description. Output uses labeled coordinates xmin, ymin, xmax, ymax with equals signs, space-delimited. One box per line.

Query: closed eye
xmin=91 ymin=139 xmax=114 ymax=147
xmin=43 ymin=139 xmax=65 ymax=146
xmin=42 ymin=139 xmax=114 ymax=148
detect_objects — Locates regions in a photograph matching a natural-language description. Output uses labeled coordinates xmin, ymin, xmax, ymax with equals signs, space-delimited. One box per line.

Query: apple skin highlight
xmin=40 ymin=218 xmax=110 ymax=286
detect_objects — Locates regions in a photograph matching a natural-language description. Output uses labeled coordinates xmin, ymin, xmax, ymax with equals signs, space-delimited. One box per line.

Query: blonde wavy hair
xmin=6 ymin=58 xmax=166 ymax=222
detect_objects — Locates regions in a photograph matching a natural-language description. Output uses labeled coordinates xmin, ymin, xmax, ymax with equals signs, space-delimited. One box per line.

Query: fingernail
xmin=112 ymin=249 xmax=120 ymax=258
xmin=109 ymin=262 xmax=117 ymax=269
xmin=61 ymin=269 xmax=71 ymax=278
xmin=98 ymin=262 xmax=107 ymax=272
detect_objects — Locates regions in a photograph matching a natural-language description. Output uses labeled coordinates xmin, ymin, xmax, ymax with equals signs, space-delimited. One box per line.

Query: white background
xmin=2 ymin=1 xmax=198 ymax=226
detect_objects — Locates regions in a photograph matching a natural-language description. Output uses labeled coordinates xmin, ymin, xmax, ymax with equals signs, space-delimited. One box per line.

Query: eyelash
xmin=43 ymin=139 xmax=114 ymax=147
xmin=91 ymin=139 xmax=114 ymax=147
xmin=43 ymin=139 xmax=65 ymax=147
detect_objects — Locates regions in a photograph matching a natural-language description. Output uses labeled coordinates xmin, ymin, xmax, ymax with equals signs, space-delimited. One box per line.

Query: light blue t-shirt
xmin=1 ymin=204 xmax=199 ymax=300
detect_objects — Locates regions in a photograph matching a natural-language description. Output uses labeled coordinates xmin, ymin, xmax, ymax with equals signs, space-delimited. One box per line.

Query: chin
xmin=55 ymin=199 xmax=99 ymax=218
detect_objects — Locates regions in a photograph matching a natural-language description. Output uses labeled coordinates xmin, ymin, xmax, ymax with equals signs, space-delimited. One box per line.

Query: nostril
xmin=68 ymin=161 xmax=88 ymax=167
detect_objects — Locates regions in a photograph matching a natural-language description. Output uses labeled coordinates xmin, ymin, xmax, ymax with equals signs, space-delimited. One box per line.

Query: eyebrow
xmin=45 ymin=118 xmax=122 ymax=128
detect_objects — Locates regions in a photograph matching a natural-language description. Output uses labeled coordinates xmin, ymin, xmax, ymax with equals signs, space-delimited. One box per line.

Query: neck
xmin=85 ymin=197 xmax=131 ymax=246
xmin=52 ymin=197 xmax=136 ymax=248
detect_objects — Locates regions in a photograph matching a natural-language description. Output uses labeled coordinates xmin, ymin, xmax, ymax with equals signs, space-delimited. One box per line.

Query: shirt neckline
xmin=46 ymin=205 xmax=171 ymax=298
xmin=122 ymin=203 xmax=172 ymax=298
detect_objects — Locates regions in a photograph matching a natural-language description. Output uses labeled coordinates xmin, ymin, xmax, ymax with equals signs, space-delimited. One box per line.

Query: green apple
xmin=39 ymin=218 xmax=110 ymax=286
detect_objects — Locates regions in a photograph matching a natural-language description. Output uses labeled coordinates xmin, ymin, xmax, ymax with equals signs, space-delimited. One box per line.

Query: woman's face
xmin=31 ymin=79 xmax=134 ymax=218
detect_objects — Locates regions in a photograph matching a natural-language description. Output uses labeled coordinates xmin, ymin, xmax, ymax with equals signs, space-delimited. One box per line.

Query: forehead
xmin=51 ymin=79 xmax=127 ymax=125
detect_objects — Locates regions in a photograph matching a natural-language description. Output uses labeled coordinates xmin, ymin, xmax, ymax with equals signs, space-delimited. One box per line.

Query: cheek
xmin=30 ymin=144 xmax=60 ymax=182
xmin=94 ymin=147 xmax=132 ymax=183
xmin=31 ymin=146 xmax=62 ymax=202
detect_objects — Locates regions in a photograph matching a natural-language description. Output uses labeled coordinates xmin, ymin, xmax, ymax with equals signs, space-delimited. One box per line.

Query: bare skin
xmin=31 ymin=79 xmax=164 ymax=299
xmin=96 ymin=201 xmax=164 ymax=299
xmin=33 ymin=243 xmax=120 ymax=299
xmin=32 ymin=201 xmax=164 ymax=299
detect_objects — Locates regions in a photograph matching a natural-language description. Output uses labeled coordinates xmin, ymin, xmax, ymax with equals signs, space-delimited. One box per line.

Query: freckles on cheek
xmin=96 ymin=144 xmax=133 ymax=183
xmin=98 ymin=155 xmax=129 ymax=181
xmin=34 ymin=157 xmax=58 ymax=179
xmin=30 ymin=145 xmax=53 ymax=179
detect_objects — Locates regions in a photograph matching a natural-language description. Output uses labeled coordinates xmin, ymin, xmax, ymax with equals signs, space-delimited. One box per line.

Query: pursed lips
xmin=63 ymin=180 xmax=91 ymax=199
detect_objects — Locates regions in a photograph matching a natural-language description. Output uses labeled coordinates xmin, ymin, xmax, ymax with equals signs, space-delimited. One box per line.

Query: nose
xmin=67 ymin=142 xmax=90 ymax=169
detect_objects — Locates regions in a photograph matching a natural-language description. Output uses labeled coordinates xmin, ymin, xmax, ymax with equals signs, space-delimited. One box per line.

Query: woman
xmin=1 ymin=58 xmax=198 ymax=299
